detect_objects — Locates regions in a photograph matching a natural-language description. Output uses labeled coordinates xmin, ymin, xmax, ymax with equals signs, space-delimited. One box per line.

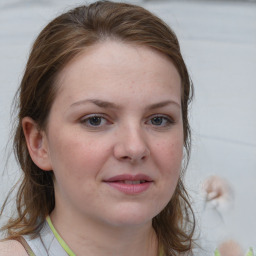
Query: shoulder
xmin=0 ymin=240 xmax=28 ymax=256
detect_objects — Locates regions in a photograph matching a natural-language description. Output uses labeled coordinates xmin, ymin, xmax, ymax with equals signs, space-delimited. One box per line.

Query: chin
xmin=104 ymin=206 xmax=157 ymax=228
xmin=110 ymin=217 xmax=152 ymax=228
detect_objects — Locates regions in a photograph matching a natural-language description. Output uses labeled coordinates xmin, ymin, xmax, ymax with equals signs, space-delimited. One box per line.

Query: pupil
xmin=89 ymin=117 xmax=101 ymax=126
xmin=152 ymin=117 xmax=162 ymax=125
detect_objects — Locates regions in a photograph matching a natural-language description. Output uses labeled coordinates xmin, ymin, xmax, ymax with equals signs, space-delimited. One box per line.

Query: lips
xmin=119 ymin=180 xmax=146 ymax=184
xmin=104 ymin=174 xmax=153 ymax=183
xmin=103 ymin=174 xmax=153 ymax=194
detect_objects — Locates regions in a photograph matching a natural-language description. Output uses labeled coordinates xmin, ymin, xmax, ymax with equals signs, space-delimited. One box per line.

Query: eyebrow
xmin=70 ymin=99 xmax=119 ymax=109
xmin=70 ymin=99 xmax=181 ymax=110
xmin=146 ymin=100 xmax=181 ymax=110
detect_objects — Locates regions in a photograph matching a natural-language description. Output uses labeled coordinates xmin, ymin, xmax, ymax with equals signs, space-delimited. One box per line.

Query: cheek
xmin=47 ymin=130 xmax=111 ymax=180
xmin=153 ymin=136 xmax=183 ymax=173
xmin=150 ymin=136 xmax=183 ymax=214
xmin=153 ymin=133 xmax=183 ymax=191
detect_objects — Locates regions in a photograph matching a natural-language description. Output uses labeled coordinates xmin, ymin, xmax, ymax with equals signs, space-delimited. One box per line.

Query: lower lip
xmin=105 ymin=181 xmax=152 ymax=194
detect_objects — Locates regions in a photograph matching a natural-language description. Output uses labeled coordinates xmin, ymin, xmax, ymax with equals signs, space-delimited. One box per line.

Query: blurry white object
xmin=202 ymin=175 xmax=234 ymax=212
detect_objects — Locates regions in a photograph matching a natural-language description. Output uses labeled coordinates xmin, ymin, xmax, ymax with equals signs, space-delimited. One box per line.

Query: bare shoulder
xmin=0 ymin=240 xmax=28 ymax=256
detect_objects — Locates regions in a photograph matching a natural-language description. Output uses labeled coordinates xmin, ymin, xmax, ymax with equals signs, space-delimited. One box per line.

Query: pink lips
xmin=104 ymin=174 xmax=153 ymax=194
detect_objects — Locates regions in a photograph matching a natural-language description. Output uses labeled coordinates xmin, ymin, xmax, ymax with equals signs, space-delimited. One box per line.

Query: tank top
xmin=19 ymin=216 xmax=74 ymax=256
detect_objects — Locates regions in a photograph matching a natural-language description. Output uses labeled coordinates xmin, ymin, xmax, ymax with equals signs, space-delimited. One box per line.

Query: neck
xmin=50 ymin=209 xmax=159 ymax=256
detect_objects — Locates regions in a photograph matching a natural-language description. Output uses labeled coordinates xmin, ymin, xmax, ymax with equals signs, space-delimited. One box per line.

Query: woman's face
xmin=44 ymin=40 xmax=183 ymax=227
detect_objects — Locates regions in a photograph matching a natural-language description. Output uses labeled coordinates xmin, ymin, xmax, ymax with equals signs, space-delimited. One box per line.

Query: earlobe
xmin=22 ymin=117 xmax=52 ymax=171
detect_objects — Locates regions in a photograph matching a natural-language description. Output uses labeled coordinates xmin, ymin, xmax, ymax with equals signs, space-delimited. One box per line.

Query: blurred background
xmin=0 ymin=0 xmax=255 ymax=254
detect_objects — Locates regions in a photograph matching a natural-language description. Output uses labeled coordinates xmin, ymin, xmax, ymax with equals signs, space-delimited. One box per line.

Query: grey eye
xmin=88 ymin=116 xmax=103 ymax=126
xmin=81 ymin=115 xmax=108 ymax=127
xmin=151 ymin=117 xmax=164 ymax=126
xmin=147 ymin=115 xmax=174 ymax=127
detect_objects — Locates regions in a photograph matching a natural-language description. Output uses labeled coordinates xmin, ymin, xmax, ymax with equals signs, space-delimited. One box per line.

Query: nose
xmin=113 ymin=125 xmax=150 ymax=163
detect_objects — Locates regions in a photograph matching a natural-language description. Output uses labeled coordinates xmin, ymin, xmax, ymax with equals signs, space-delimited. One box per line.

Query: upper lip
xmin=104 ymin=174 xmax=153 ymax=182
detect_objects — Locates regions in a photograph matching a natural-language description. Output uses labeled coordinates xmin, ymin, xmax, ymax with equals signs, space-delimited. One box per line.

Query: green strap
xmin=246 ymin=247 xmax=254 ymax=256
xmin=214 ymin=249 xmax=221 ymax=256
xmin=159 ymin=249 xmax=164 ymax=256
xmin=46 ymin=216 xmax=76 ymax=256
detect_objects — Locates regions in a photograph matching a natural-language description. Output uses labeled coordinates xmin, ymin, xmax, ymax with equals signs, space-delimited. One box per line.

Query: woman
xmin=0 ymin=1 xmax=195 ymax=255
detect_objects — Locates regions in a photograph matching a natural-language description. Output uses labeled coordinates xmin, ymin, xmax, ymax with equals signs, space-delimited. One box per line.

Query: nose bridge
xmin=114 ymin=121 xmax=150 ymax=162
xmin=125 ymin=122 xmax=146 ymax=149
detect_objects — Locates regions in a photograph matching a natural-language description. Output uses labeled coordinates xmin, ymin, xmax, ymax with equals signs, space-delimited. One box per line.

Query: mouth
xmin=113 ymin=180 xmax=148 ymax=184
xmin=103 ymin=174 xmax=153 ymax=194
xmin=104 ymin=174 xmax=153 ymax=183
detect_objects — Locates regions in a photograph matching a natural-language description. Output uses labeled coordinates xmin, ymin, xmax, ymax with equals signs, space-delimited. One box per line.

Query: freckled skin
xmin=44 ymin=40 xmax=183 ymax=230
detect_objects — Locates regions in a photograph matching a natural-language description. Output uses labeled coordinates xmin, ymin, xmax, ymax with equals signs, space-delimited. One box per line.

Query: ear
xmin=22 ymin=117 xmax=52 ymax=171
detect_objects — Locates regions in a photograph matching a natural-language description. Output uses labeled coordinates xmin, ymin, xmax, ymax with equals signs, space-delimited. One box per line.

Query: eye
xmin=151 ymin=116 xmax=165 ymax=126
xmin=80 ymin=115 xmax=108 ymax=127
xmin=147 ymin=115 xmax=174 ymax=127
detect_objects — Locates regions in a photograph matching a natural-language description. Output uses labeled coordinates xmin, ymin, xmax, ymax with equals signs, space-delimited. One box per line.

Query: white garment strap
xmin=22 ymin=221 xmax=69 ymax=256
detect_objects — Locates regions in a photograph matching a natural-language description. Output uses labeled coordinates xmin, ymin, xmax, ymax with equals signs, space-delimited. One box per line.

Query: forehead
xmin=53 ymin=40 xmax=181 ymax=106
xmin=57 ymin=39 xmax=179 ymax=77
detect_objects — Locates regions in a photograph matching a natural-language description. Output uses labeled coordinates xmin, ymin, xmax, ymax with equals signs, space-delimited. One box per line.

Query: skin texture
xmin=21 ymin=40 xmax=183 ymax=256
xmin=0 ymin=240 xmax=27 ymax=256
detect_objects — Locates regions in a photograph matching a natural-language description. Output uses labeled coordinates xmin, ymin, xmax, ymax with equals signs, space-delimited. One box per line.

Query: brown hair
xmin=1 ymin=1 xmax=195 ymax=255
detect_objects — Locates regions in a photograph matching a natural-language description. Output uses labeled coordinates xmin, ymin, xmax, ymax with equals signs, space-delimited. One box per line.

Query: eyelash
xmin=80 ymin=114 xmax=174 ymax=128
